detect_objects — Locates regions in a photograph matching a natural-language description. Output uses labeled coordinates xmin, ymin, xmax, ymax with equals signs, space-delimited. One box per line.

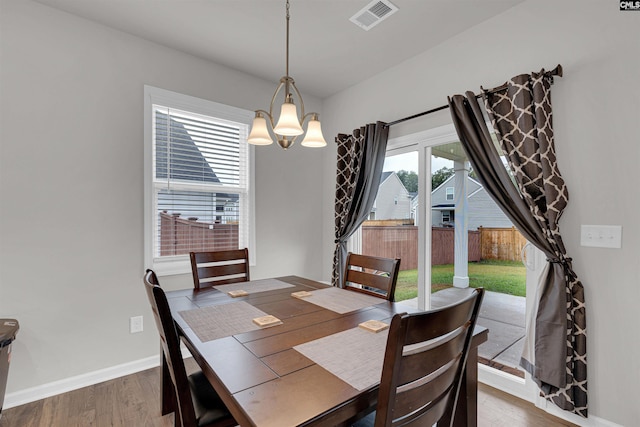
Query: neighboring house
xmin=156 ymin=112 xmax=239 ymax=224
xmin=409 ymin=192 xmax=418 ymax=225
xmin=431 ymin=175 xmax=513 ymax=230
xmin=370 ymin=171 xmax=412 ymax=220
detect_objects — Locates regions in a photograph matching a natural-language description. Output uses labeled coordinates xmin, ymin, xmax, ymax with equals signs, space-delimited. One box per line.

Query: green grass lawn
xmin=394 ymin=259 xmax=526 ymax=301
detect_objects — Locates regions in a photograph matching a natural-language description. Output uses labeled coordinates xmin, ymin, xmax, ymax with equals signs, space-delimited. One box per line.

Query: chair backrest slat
xmin=397 ymin=327 xmax=468 ymax=384
xmin=394 ymin=388 xmax=452 ymax=427
xmin=374 ymin=288 xmax=484 ymax=427
xmin=344 ymin=252 xmax=400 ymax=301
xmin=404 ymin=295 xmax=478 ymax=343
xmin=394 ymin=358 xmax=460 ymax=415
xmin=190 ymin=248 xmax=250 ymax=290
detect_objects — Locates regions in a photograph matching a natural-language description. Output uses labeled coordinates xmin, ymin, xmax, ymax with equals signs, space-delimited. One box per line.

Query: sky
xmin=383 ymin=151 xmax=453 ymax=175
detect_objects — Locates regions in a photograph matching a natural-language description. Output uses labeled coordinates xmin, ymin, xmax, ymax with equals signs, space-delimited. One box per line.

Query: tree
xmin=432 ymin=167 xmax=454 ymax=189
xmin=396 ymin=166 xmax=471 ymax=192
xmin=396 ymin=170 xmax=418 ymax=193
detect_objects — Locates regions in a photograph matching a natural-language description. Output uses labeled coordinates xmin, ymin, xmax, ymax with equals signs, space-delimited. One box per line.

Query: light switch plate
xmin=580 ymin=225 xmax=622 ymax=248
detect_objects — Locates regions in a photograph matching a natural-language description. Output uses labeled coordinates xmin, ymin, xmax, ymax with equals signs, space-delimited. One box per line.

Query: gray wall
xmin=320 ymin=1 xmax=639 ymax=425
xmin=0 ymin=0 xmax=323 ymax=394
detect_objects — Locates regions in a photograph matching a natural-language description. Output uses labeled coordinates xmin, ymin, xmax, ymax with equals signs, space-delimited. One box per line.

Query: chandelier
xmin=247 ymin=0 xmax=327 ymax=150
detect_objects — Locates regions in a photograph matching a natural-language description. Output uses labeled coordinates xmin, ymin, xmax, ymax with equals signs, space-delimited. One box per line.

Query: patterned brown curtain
xmin=448 ymin=70 xmax=587 ymax=417
xmin=332 ymin=122 xmax=389 ymax=287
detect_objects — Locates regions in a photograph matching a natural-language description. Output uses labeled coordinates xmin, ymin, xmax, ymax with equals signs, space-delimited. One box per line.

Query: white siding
xmin=467 ymin=189 xmax=513 ymax=230
xmin=374 ymin=174 xmax=412 ymax=220
xmin=431 ymin=176 xmax=482 ymax=207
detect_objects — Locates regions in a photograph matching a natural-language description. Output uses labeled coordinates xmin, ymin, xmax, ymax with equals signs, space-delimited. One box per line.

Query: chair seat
xmin=351 ymin=411 xmax=375 ymax=427
xmin=188 ymin=371 xmax=235 ymax=427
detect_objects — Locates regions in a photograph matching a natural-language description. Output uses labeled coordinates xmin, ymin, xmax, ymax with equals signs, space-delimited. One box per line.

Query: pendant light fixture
xmin=247 ymin=0 xmax=327 ymax=150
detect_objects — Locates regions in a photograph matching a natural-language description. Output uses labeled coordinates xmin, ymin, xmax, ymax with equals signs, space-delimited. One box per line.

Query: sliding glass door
xmin=353 ymin=124 xmax=469 ymax=309
xmin=352 ymin=123 xmax=537 ymax=402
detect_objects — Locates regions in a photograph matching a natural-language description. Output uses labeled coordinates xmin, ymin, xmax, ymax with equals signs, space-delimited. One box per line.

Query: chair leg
xmin=161 ymin=351 xmax=177 ymax=416
xmin=451 ymin=346 xmax=479 ymax=427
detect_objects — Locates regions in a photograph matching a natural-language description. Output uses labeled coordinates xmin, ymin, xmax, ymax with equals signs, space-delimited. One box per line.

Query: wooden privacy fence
xmin=362 ymin=226 xmax=480 ymax=270
xmin=362 ymin=225 xmax=525 ymax=270
xmin=159 ymin=212 xmax=238 ymax=256
xmin=478 ymin=226 xmax=527 ymax=262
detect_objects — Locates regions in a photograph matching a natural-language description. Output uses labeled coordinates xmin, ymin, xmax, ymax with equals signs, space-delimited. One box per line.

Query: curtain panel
xmin=332 ymin=122 xmax=389 ymax=288
xmin=448 ymin=70 xmax=587 ymax=417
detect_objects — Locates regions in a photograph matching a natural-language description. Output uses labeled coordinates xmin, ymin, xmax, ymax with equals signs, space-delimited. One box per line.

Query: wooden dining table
xmin=163 ymin=275 xmax=488 ymax=427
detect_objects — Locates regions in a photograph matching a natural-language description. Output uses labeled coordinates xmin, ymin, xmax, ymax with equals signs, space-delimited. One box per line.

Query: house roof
xmin=155 ymin=113 xmax=236 ymax=202
xmin=380 ymin=171 xmax=394 ymax=184
xmin=155 ymin=112 xmax=220 ymax=184
xmin=432 ymin=174 xmax=482 ymax=193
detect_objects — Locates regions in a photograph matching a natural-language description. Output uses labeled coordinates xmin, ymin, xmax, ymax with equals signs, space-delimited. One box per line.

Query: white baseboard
xmin=478 ymin=363 xmax=529 ymax=401
xmin=534 ymin=398 xmax=622 ymax=427
xmin=478 ymin=364 xmax=621 ymax=427
xmin=4 ymin=346 xmax=194 ymax=410
xmin=4 ymin=355 xmax=160 ymax=409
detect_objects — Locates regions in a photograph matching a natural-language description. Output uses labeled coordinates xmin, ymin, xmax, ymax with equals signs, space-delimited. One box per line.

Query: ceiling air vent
xmin=350 ymin=0 xmax=399 ymax=31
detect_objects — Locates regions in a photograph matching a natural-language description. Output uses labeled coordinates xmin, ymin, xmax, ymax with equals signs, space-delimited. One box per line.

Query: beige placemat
xmin=293 ymin=326 xmax=389 ymax=391
xmin=213 ymin=278 xmax=294 ymax=294
xmin=178 ymin=301 xmax=271 ymax=342
xmin=299 ymin=287 xmax=385 ymax=314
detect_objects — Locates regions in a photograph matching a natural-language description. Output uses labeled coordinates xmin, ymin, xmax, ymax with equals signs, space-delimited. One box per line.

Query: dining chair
xmin=343 ymin=252 xmax=400 ymax=301
xmin=143 ymin=270 xmax=237 ymax=427
xmin=353 ymin=287 xmax=484 ymax=427
xmin=189 ymin=248 xmax=250 ymax=290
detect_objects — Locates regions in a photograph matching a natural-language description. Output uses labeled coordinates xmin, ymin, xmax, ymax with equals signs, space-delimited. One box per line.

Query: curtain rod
xmin=385 ymin=64 xmax=563 ymax=127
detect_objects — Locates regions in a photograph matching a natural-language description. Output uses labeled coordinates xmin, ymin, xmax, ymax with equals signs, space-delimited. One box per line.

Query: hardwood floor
xmin=477 ymin=383 xmax=578 ymax=427
xmin=1 ymin=359 xmax=577 ymax=427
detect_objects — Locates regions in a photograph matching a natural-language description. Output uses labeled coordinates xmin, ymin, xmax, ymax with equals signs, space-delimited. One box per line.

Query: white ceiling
xmin=33 ymin=0 xmax=524 ymax=98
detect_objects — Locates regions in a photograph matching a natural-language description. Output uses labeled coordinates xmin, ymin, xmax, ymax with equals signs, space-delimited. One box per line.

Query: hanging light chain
xmin=285 ymin=0 xmax=291 ymax=97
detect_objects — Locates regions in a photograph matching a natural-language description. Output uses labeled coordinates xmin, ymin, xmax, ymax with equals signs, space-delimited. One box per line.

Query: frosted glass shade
xmin=273 ymin=102 xmax=304 ymax=136
xmin=247 ymin=116 xmax=273 ymax=145
xmin=300 ymin=119 xmax=327 ymax=147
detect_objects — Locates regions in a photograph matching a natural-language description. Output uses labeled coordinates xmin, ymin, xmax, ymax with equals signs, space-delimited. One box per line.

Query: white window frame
xmin=144 ymin=86 xmax=255 ymax=276
xmin=445 ymin=186 xmax=454 ymax=201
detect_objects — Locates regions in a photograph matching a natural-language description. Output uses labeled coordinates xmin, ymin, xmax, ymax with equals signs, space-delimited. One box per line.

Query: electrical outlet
xmin=130 ymin=316 xmax=143 ymax=333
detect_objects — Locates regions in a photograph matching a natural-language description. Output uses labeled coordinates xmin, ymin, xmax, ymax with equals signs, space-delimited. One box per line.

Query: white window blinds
xmin=148 ymin=98 xmax=251 ymax=269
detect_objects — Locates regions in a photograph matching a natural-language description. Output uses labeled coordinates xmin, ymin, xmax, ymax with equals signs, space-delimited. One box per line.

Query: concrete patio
xmin=399 ymin=288 xmax=526 ymax=376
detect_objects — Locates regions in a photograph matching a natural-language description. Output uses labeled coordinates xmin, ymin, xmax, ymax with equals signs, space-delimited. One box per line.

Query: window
xmin=446 ymin=187 xmax=454 ymax=201
xmin=144 ymin=86 xmax=254 ymax=276
xmin=442 ymin=211 xmax=451 ymax=223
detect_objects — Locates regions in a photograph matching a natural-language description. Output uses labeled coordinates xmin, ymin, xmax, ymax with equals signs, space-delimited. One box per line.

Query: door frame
xmin=387 ymin=123 xmax=536 ymax=402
